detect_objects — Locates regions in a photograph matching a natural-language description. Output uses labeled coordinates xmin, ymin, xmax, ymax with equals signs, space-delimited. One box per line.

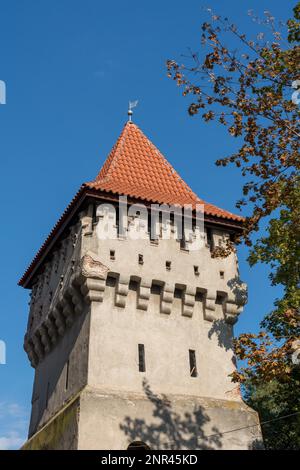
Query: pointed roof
xmin=86 ymin=121 xmax=241 ymax=220
xmin=88 ymin=121 xmax=198 ymax=206
xmin=19 ymin=121 xmax=243 ymax=287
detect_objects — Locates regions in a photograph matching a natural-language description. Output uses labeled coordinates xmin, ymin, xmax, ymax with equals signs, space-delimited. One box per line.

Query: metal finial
xmin=128 ymin=100 xmax=138 ymax=121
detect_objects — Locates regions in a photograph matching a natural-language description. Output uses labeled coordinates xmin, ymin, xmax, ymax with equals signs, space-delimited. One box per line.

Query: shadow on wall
xmin=208 ymin=319 xmax=234 ymax=352
xmin=207 ymin=275 xmax=248 ymax=353
xmin=120 ymin=379 xmax=222 ymax=450
xmin=227 ymin=277 xmax=248 ymax=306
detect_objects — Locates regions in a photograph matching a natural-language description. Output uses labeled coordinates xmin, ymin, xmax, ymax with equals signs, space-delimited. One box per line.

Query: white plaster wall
xmin=87 ymin=282 xmax=236 ymax=399
xmin=85 ymin=231 xmax=239 ymax=296
xmin=83 ymin=214 xmax=241 ymax=400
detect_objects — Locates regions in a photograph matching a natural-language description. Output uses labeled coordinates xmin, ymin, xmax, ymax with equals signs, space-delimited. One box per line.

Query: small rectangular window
xmin=138 ymin=344 xmax=145 ymax=372
xmin=220 ymin=270 xmax=224 ymax=279
xmin=194 ymin=266 xmax=199 ymax=276
xmin=115 ymin=205 xmax=120 ymax=236
xmin=166 ymin=261 xmax=171 ymax=271
xmin=110 ymin=250 xmax=115 ymax=260
xmin=65 ymin=360 xmax=70 ymax=391
xmin=138 ymin=254 xmax=144 ymax=265
xmin=206 ymin=228 xmax=214 ymax=251
xmin=189 ymin=350 xmax=197 ymax=377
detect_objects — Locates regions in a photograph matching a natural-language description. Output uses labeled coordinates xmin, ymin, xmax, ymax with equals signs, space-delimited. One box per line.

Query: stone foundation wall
xmin=22 ymin=387 xmax=262 ymax=450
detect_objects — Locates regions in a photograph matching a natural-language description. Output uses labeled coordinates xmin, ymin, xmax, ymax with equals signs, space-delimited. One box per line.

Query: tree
xmin=166 ymin=4 xmax=300 ymax=447
xmin=245 ymin=379 xmax=300 ymax=450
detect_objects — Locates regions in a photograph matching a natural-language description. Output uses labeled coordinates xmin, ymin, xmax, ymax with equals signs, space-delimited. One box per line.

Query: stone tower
xmin=20 ymin=121 xmax=261 ymax=450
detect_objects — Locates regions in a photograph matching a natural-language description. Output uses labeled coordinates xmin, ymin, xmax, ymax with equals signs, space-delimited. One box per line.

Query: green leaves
xmin=245 ymin=379 xmax=300 ymax=449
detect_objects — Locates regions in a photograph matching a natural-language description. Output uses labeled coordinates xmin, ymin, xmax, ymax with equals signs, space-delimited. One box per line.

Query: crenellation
xmin=204 ymin=290 xmax=217 ymax=322
xmin=182 ymin=286 xmax=196 ymax=317
xmin=32 ymin=333 xmax=44 ymax=362
xmin=45 ymin=316 xmax=58 ymax=345
xmin=224 ymin=301 xmax=241 ymax=324
xmin=160 ymin=282 xmax=174 ymax=314
xmin=52 ymin=306 xmax=66 ymax=337
xmin=38 ymin=324 xmax=51 ymax=354
xmin=67 ymin=284 xmax=83 ymax=315
xmin=137 ymin=279 xmax=151 ymax=311
xmin=115 ymin=274 xmax=130 ymax=307
xmin=60 ymin=296 xmax=75 ymax=327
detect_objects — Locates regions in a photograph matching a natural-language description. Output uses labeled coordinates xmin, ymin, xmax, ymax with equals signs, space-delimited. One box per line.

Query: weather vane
xmin=128 ymin=100 xmax=138 ymax=121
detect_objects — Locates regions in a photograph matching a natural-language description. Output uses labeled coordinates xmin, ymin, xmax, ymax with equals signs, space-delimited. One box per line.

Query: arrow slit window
xmin=138 ymin=344 xmax=145 ymax=372
xmin=189 ymin=349 xmax=197 ymax=377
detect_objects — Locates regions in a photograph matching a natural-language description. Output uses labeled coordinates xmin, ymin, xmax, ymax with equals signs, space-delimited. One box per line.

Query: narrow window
xmin=194 ymin=265 xmax=199 ymax=276
xmin=220 ymin=270 xmax=224 ymax=279
xmin=115 ymin=205 xmax=120 ymax=236
xmin=110 ymin=250 xmax=115 ymax=260
xmin=206 ymin=228 xmax=213 ymax=251
xmin=65 ymin=360 xmax=70 ymax=391
xmin=138 ymin=344 xmax=145 ymax=372
xmin=148 ymin=211 xmax=151 ymax=236
xmin=138 ymin=254 xmax=144 ymax=265
xmin=180 ymin=234 xmax=186 ymax=250
xmin=189 ymin=350 xmax=197 ymax=377
xmin=166 ymin=261 xmax=171 ymax=271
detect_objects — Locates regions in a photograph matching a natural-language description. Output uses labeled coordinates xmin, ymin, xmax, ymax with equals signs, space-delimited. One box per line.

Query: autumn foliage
xmin=167 ymin=5 xmax=300 ymax=392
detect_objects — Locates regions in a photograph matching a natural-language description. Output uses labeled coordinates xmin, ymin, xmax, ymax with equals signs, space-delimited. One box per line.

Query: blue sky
xmin=0 ymin=0 xmax=294 ymax=449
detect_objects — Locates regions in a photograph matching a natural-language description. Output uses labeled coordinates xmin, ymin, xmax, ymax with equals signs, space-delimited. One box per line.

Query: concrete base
xmin=22 ymin=386 xmax=262 ymax=450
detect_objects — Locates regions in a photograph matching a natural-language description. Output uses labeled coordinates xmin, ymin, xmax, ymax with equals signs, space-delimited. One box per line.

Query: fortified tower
xmin=20 ymin=119 xmax=261 ymax=450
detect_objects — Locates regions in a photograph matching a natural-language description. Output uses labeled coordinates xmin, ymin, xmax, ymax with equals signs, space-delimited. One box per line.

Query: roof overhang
xmin=19 ymin=185 xmax=244 ymax=289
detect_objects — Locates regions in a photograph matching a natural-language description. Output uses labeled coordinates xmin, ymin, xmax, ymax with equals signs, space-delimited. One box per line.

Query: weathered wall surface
xmin=23 ymin=387 xmax=261 ymax=450
xmin=23 ymin=397 xmax=80 ymax=450
xmin=78 ymin=388 xmax=261 ymax=450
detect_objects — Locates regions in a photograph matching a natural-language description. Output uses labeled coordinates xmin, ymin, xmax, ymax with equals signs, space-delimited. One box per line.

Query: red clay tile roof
xmin=87 ymin=121 xmax=242 ymax=221
xmin=19 ymin=121 xmax=243 ymax=287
